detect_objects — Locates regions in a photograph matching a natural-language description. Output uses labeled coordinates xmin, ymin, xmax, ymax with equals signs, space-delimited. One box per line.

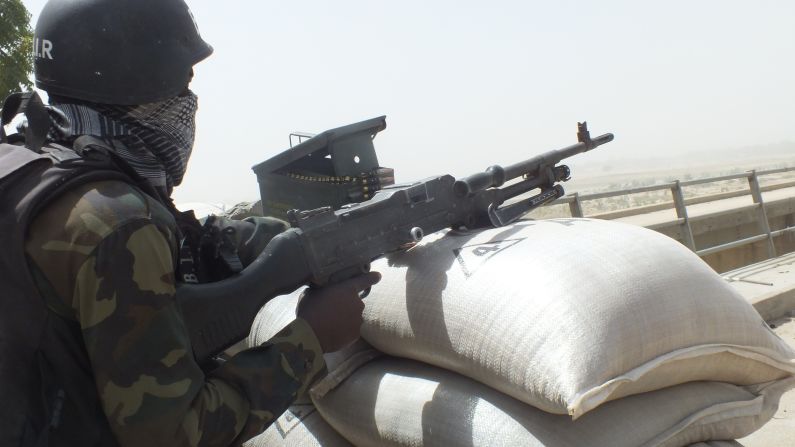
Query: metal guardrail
xmin=551 ymin=166 xmax=795 ymax=259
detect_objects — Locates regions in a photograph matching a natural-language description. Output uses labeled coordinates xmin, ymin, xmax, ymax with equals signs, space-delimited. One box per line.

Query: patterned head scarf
xmin=48 ymin=91 xmax=198 ymax=191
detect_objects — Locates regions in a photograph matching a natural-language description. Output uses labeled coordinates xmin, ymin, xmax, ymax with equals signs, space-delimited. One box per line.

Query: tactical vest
xmin=0 ymin=93 xmax=148 ymax=446
xmin=0 ymin=148 xmax=135 ymax=446
xmin=0 ymin=93 xmax=246 ymax=446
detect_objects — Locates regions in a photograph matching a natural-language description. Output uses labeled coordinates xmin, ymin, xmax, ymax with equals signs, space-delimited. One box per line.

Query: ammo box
xmin=252 ymin=116 xmax=395 ymax=220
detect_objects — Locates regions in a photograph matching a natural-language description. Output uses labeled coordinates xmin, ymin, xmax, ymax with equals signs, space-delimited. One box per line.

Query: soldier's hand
xmin=296 ymin=272 xmax=381 ymax=353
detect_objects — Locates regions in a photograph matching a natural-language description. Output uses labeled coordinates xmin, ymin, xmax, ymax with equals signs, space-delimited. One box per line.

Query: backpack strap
xmin=0 ymin=92 xmax=51 ymax=153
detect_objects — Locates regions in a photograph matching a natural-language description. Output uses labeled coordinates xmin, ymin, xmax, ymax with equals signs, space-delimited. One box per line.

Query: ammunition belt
xmin=285 ymin=168 xmax=395 ymax=201
xmin=286 ymin=173 xmax=373 ymax=185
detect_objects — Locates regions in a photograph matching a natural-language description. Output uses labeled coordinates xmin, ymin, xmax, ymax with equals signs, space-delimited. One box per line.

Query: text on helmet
xmin=33 ymin=38 xmax=54 ymax=60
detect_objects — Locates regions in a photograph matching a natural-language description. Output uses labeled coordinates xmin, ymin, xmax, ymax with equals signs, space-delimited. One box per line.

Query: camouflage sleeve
xmin=25 ymin=181 xmax=325 ymax=446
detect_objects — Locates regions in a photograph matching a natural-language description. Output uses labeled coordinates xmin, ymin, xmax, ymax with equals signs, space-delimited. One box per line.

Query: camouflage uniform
xmin=25 ymin=179 xmax=325 ymax=446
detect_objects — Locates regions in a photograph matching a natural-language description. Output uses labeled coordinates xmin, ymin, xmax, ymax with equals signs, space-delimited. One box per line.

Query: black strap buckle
xmin=1 ymin=92 xmax=50 ymax=153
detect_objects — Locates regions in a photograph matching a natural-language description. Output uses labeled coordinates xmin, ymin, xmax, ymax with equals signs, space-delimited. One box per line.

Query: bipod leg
xmin=487 ymin=185 xmax=564 ymax=227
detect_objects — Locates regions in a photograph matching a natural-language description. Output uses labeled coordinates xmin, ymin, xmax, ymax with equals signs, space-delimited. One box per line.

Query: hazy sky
xmin=20 ymin=0 xmax=795 ymax=205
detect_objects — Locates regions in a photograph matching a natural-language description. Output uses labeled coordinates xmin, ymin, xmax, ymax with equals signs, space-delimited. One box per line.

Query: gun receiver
xmin=178 ymin=122 xmax=614 ymax=363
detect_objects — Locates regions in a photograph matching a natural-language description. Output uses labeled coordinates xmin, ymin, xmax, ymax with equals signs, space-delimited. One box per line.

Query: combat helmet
xmin=33 ymin=0 xmax=213 ymax=105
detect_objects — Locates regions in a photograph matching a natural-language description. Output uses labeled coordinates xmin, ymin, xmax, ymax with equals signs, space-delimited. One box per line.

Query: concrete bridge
xmin=557 ymin=168 xmax=795 ymax=321
xmin=558 ymin=167 xmax=795 ymax=274
xmin=554 ymin=167 xmax=795 ymax=446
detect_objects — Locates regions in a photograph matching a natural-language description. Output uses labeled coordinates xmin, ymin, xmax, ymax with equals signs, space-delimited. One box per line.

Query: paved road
xmin=737 ymin=316 xmax=795 ymax=446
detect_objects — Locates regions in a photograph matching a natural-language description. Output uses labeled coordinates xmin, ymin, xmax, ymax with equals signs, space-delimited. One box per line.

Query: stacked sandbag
xmin=243 ymin=402 xmax=351 ymax=447
xmin=360 ymin=218 xmax=795 ymax=417
xmin=247 ymin=292 xmax=379 ymax=446
xmin=311 ymin=357 xmax=794 ymax=447
xmin=247 ymin=292 xmax=382 ymax=377
xmin=248 ymin=292 xmax=299 ymax=343
xmin=248 ymin=218 xmax=795 ymax=446
xmin=689 ymin=443 xmax=745 ymax=447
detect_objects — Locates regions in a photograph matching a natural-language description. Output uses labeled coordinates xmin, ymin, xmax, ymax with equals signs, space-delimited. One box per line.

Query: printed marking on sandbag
xmin=453 ymin=238 xmax=525 ymax=278
xmin=274 ymin=404 xmax=316 ymax=437
xmin=546 ymin=218 xmax=584 ymax=226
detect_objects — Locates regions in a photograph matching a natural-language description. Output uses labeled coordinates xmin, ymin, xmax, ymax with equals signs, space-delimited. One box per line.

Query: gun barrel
xmin=454 ymin=131 xmax=613 ymax=197
xmin=503 ymin=132 xmax=613 ymax=180
xmin=453 ymin=165 xmax=506 ymax=197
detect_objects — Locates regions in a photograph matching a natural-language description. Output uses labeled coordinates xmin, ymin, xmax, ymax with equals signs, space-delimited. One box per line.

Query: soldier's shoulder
xmin=28 ymin=179 xmax=175 ymax=251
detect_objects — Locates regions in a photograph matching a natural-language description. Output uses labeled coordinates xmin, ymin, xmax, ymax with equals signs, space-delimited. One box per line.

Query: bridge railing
xmin=551 ymin=166 xmax=795 ymax=259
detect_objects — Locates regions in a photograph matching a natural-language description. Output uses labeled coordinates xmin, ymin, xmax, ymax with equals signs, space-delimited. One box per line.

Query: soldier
xmin=0 ymin=0 xmax=379 ymax=445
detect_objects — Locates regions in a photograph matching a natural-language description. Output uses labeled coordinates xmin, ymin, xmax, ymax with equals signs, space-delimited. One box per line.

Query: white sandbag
xmin=243 ymin=403 xmax=351 ymax=447
xmin=248 ymin=291 xmax=302 ymax=346
xmin=313 ymin=357 xmax=793 ymax=447
xmin=688 ymin=442 xmax=744 ymax=447
xmin=360 ymin=218 xmax=795 ymax=417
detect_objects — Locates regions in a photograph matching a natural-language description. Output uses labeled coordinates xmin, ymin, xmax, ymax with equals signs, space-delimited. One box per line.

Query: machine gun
xmin=178 ymin=122 xmax=613 ymax=363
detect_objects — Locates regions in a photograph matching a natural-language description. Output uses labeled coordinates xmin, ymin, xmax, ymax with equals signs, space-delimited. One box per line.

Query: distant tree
xmin=0 ymin=0 xmax=33 ymax=101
